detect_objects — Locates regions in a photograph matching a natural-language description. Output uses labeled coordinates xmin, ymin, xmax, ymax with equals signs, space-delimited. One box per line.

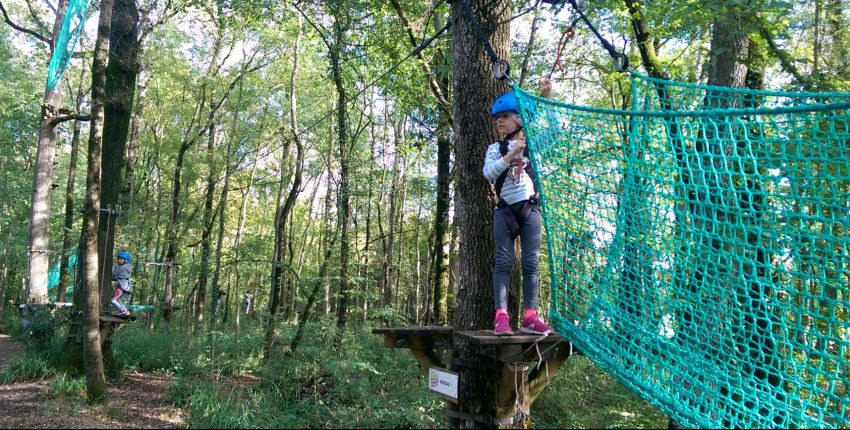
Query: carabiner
xmin=612 ymin=52 xmax=629 ymax=73
xmin=492 ymin=59 xmax=511 ymax=81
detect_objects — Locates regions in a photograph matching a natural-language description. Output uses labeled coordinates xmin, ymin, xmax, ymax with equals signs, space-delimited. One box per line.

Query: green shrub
xmin=1 ymin=354 xmax=53 ymax=383
xmin=49 ymin=373 xmax=86 ymax=399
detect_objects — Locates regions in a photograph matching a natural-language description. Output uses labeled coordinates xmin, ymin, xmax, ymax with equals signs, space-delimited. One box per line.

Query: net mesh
xmin=516 ymin=73 xmax=850 ymax=429
xmin=46 ymin=0 xmax=90 ymax=90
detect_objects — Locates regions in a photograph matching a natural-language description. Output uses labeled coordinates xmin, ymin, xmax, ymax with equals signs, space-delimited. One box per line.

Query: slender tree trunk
xmin=264 ymin=139 xmax=293 ymax=360
xmin=289 ymin=233 xmax=337 ymax=356
xmin=232 ymin=158 xmax=256 ymax=326
xmin=194 ymin=120 xmax=218 ymax=330
xmin=210 ymin=78 xmax=243 ymax=327
xmin=26 ymin=0 xmax=70 ymax=307
xmin=322 ymin=166 xmax=334 ymax=316
xmin=382 ymin=152 xmax=400 ymax=317
xmin=0 ymin=241 xmax=9 ymax=311
xmin=330 ymin=11 xmax=352 ymax=329
xmin=82 ymin=0 xmax=116 ymax=402
xmin=57 ymin=65 xmax=87 ymax=302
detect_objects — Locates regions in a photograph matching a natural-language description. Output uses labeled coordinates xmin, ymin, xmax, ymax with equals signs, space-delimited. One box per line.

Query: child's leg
xmin=111 ymin=287 xmax=128 ymax=314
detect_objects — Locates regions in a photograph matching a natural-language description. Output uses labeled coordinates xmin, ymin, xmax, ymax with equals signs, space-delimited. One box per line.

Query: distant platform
xmin=99 ymin=314 xmax=137 ymax=323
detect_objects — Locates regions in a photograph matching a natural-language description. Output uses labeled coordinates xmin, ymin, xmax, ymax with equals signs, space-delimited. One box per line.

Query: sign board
xmin=428 ymin=367 xmax=459 ymax=403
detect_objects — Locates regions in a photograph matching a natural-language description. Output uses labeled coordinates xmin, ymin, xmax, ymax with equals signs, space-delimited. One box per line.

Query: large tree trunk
xmin=98 ymin=0 xmax=139 ymax=304
xmin=450 ymin=0 xmax=511 ymax=426
xmin=25 ymin=0 xmax=69 ymax=308
xmin=81 ymin=0 xmax=116 ymax=403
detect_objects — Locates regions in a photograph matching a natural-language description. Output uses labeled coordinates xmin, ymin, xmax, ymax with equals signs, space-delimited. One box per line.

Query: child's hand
xmin=540 ymin=79 xmax=553 ymax=99
xmin=510 ymin=139 xmax=527 ymax=157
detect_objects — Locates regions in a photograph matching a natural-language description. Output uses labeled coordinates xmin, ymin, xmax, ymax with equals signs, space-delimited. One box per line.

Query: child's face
xmin=494 ymin=112 xmax=520 ymax=136
xmin=117 ymin=257 xmax=126 ymax=265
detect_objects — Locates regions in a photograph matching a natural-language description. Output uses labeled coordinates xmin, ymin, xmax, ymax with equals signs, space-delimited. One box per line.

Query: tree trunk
xmin=450 ymin=0 xmax=511 ymax=426
xmin=381 ymin=152 xmax=400 ymax=318
xmin=82 ymin=0 xmax=116 ymax=402
xmin=98 ymin=0 xmax=139 ymax=305
xmin=26 ymin=0 xmax=70 ymax=308
xmin=331 ymin=11 xmax=352 ymax=330
xmin=194 ymin=119 xmax=218 ymax=330
xmin=231 ymin=158 xmax=256 ymax=325
xmin=57 ymin=65 xmax=88 ymax=303
xmin=210 ymin=74 xmax=244 ymax=327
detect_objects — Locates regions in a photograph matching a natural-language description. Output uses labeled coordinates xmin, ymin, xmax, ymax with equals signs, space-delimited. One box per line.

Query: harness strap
xmin=498 ymin=197 xmax=539 ymax=239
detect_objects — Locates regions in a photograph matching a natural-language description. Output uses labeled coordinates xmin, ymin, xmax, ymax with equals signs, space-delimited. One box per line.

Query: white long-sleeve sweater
xmin=482 ymin=140 xmax=535 ymax=205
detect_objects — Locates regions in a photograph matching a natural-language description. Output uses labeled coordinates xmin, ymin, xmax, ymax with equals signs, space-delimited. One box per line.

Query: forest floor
xmin=0 ymin=334 xmax=186 ymax=429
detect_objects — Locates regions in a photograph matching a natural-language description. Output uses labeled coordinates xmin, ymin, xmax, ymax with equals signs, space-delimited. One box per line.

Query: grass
xmin=49 ymin=373 xmax=86 ymax=399
xmin=0 ymin=308 xmax=669 ymax=428
xmin=110 ymin=317 xmax=667 ymax=429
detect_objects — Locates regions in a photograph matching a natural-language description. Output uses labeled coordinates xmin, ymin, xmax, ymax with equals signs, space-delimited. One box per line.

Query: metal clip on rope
xmin=492 ymin=59 xmax=511 ymax=81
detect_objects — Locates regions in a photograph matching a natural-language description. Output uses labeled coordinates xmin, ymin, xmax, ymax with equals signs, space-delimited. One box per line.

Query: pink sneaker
xmin=521 ymin=313 xmax=551 ymax=335
xmin=493 ymin=313 xmax=513 ymax=336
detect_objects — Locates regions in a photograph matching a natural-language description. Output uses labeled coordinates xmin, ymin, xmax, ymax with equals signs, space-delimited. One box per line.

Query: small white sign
xmin=428 ymin=367 xmax=459 ymax=403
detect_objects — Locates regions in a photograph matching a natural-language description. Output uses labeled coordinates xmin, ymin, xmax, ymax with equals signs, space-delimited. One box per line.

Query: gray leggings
xmin=492 ymin=204 xmax=542 ymax=310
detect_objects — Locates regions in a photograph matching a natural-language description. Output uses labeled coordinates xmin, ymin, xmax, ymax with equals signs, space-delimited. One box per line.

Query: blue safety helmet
xmin=117 ymin=251 xmax=131 ymax=262
xmin=490 ymin=92 xmax=519 ymax=117
xmin=490 ymin=91 xmax=536 ymax=119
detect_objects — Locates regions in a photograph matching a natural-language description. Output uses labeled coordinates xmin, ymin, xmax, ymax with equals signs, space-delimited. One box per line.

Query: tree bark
xmin=194 ymin=119 xmax=217 ymax=330
xmin=98 ymin=0 xmax=139 ymax=305
xmin=26 ymin=0 xmax=69 ymax=307
xmin=329 ymin=8 xmax=352 ymax=330
xmin=82 ymin=0 xmax=116 ymax=403
xmin=450 ymin=0 xmax=511 ymax=426
xmin=57 ymin=65 xmax=87 ymax=302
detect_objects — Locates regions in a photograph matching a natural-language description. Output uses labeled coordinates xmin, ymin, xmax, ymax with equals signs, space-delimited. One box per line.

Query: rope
xmin=562 ymin=0 xmax=629 ymax=72
xmin=457 ymin=0 xmax=511 ymax=80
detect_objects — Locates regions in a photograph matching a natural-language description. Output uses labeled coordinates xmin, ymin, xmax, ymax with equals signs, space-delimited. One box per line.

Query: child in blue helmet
xmin=111 ymin=250 xmax=133 ymax=317
xmin=482 ymin=79 xmax=552 ymax=336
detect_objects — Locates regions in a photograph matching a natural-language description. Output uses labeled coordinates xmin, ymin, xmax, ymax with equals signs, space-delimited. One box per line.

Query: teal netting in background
xmin=47 ymin=246 xmax=76 ymax=300
xmin=516 ymin=74 xmax=850 ymax=428
xmin=46 ymin=0 xmax=90 ymax=90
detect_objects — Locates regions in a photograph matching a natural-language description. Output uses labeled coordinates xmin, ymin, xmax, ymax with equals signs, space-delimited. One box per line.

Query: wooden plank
xmin=372 ymin=326 xmax=453 ymax=336
xmin=99 ymin=314 xmax=137 ymax=323
xmin=455 ymin=330 xmax=565 ymax=345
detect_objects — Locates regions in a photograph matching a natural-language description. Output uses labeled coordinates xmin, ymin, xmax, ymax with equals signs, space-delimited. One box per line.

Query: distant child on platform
xmin=111 ymin=250 xmax=133 ymax=318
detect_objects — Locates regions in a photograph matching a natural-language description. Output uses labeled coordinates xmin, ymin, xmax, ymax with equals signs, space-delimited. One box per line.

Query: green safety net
xmin=45 ymin=0 xmax=91 ymax=90
xmin=47 ymin=246 xmax=76 ymax=301
xmin=515 ymin=74 xmax=850 ymax=429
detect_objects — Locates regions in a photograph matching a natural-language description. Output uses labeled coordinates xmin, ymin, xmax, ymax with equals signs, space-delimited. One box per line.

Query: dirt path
xmin=0 ymin=334 xmax=186 ymax=429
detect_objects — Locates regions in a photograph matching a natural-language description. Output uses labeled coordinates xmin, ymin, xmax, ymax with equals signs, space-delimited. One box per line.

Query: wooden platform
xmin=455 ymin=330 xmax=577 ymax=363
xmin=373 ymin=326 xmax=453 ymax=372
xmin=99 ymin=314 xmax=137 ymax=323
xmin=374 ymin=326 xmax=580 ymax=428
xmin=373 ymin=326 xmax=453 ymax=349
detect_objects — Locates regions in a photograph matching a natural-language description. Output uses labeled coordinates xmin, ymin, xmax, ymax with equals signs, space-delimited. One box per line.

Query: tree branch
xmin=0 ymin=0 xmax=50 ymax=47
xmin=757 ymin=16 xmax=816 ymax=91
xmin=50 ymin=113 xmax=91 ymax=126
xmin=24 ymin=0 xmax=49 ymax=36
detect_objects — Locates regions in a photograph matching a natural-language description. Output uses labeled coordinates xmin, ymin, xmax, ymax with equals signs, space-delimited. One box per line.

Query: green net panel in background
xmin=515 ymin=74 xmax=850 ymax=429
xmin=46 ymin=0 xmax=91 ymax=90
